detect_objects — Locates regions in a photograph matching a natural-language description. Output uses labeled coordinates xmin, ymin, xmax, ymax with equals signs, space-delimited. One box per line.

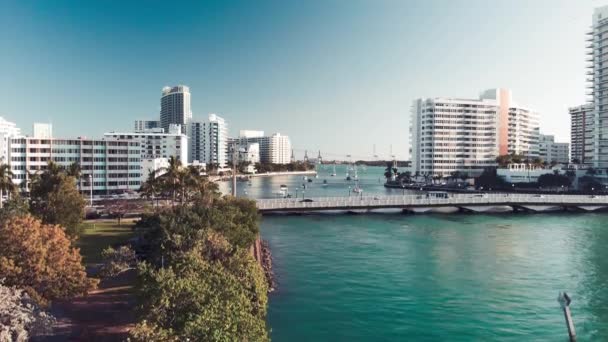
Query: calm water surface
xmin=224 ymin=166 xmax=608 ymax=340
xmin=263 ymin=214 xmax=608 ymax=341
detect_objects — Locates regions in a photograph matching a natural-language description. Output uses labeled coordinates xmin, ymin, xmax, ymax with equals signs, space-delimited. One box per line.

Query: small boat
xmin=280 ymin=184 xmax=288 ymax=190
xmin=307 ymin=178 xmax=313 ymax=183
xmin=322 ymin=179 xmax=328 ymax=187
xmin=330 ymin=165 xmax=337 ymax=177
xmin=352 ymin=180 xmax=362 ymax=193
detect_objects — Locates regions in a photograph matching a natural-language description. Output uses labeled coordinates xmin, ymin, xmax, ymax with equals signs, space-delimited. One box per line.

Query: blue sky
xmin=0 ymin=0 xmax=602 ymax=159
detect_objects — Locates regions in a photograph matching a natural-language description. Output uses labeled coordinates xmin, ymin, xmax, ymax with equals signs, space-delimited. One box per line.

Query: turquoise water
xmin=220 ymin=164 xmax=405 ymax=199
xmin=220 ymin=166 xmax=608 ymax=340
xmin=263 ymin=214 xmax=608 ymax=341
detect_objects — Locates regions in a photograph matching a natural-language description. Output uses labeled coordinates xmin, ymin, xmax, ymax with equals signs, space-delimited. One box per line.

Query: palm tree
xmin=384 ymin=162 xmax=393 ymax=181
xmin=67 ymin=162 xmax=82 ymax=192
xmin=158 ymin=156 xmax=183 ymax=204
xmin=140 ymin=170 xmax=160 ymax=206
xmin=67 ymin=162 xmax=81 ymax=178
xmin=0 ymin=164 xmax=16 ymax=208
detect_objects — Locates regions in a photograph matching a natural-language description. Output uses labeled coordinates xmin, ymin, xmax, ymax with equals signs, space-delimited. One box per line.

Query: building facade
xmin=232 ymin=131 xmax=292 ymax=164
xmin=187 ymin=121 xmax=207 ymax=164
xmin=134 ymin=120 xmax=161 ymax=133
xmin=104 ymin=124 xmax=188 ymax=166
xmin=410 ymin=88 xmax=540 ymax=177
xmin=33 ymin=123 xmax=52 ymax=139
xmin=160 ymin=85 xmax=192 ymax=134
xmin=208 ymin=114 xmax=228 ymax=168
xmin=539 ymin=134 xmax=570 ymax=164
xmin=8 ymin=137 xmax=141 ymax=194
xmin=0 ymin=117 xmax=21 ymax=164
xmin=581 ymin=6 xmax=608 ymax=168
xmin=569 ymin=104 xmax=594 ymax=164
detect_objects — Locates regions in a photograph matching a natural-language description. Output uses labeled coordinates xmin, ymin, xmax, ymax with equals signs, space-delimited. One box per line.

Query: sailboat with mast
xmin=330 ymin=164 xmax=336 ymax=177
xmin=352 ymin=179 xmax=362 ymax=193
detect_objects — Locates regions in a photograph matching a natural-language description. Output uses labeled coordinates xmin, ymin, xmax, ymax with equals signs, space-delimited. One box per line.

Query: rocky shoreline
xmin=260 ymin=239 xmax=276 ymax=292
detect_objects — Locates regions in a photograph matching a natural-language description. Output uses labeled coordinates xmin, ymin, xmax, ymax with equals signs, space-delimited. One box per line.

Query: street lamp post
xmin=88 ymin=174 xmax=93 ymax=207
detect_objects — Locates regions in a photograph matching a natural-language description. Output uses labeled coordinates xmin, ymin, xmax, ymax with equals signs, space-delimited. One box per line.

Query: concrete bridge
xmin=255 ymin=193 xmax=608 ymax=214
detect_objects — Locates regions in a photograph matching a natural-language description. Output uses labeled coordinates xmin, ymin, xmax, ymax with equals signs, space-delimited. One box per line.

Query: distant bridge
xmin=255 ymin=193 xmax=608 ymax=214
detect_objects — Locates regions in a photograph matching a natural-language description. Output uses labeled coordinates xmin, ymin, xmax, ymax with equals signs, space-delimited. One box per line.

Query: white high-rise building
xmin=584 ymin=6 xmax=608 ymax=168
xmin=187 ymin=114 xmax=230 ymax=167
xmin=0 ymin=117 xmax=21 ymax=164
xmin=410 ymin=88 xmax=539 ymax=177
xmin=33 ymin=123 xmax=52 ymax=139
xmin=265 ymin=133 xmax=291 ymax=164
xmin=104 ymin=124 xmax=188 ymax=166
xmin=569 ymin=104 xmax=594 ymax=164
xmin=539 ymin=134 xmax=570 ymax=164
xmin=208 ymin=114 xmax=228 ymax=168
xmin=160 ymin=85 xmax=192 ymax=134
xmin=187 ymin=120 xmax=208 ymax=164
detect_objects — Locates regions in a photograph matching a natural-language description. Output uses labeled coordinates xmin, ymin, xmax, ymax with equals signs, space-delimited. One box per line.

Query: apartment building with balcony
xmin=8 ymin=137 xmax=141 ymax=194
xmin=410 ymin=88 xmax=539 ymax=177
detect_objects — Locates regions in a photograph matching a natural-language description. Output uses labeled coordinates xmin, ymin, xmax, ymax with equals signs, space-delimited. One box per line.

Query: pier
xmin=256 ymin=193 xmax=608 ymax=214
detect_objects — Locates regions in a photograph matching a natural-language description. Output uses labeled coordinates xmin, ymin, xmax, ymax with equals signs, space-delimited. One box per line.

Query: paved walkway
xmin=44 ymin=270 xmax=136 ymax=342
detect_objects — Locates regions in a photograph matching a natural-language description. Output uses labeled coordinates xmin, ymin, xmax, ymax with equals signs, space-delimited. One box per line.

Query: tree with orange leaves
xmin=0 ymin=215 xmax=97 ymax=305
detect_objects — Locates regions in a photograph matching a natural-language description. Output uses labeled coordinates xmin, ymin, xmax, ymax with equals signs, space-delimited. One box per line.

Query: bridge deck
xmin=256 ymin=193 xmax=608 ymax=213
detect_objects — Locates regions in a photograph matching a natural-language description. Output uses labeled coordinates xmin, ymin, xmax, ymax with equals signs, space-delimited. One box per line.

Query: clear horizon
xmin=1 ymin=0 xmax=603 ymax=159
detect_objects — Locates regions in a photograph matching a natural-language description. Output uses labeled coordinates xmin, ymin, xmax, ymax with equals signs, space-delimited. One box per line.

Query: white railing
xmin=255 ymin=193 xmax=608 ymax=211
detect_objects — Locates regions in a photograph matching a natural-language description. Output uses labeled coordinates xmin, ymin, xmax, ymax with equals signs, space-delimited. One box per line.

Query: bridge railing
xmin=255 ymin=193 xmax=608 ymax=210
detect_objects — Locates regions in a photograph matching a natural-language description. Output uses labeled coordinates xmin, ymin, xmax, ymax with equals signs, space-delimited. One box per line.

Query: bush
xmin=0 ymin=283 xmax=56 ymax=341
xmin=131 ymin=237 xmax=268 ymax=342
xmin=0 ymin=215 xmax=97 ymax=305
xmin=99 ymin=246 xmax=137 ymax=278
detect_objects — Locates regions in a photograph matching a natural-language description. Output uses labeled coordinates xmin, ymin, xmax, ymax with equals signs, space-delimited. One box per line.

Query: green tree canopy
xmin=130 ymin=233 xmax=268 ymax=342
xmin=29 ymin=164 xmax=85 ymax=237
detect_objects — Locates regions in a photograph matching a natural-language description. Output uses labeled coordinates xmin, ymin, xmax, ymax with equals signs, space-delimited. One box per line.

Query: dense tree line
xmin=130 ymin=157 xmax=269 ymax=341
xmin=254 ymin=161 xmax=314 ymax=173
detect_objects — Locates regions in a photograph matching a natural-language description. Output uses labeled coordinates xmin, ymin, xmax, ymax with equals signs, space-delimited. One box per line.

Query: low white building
xmin=104 ymin=124 xmax=188 ymax=166
xmin=497 ymin=164 xmax=552 ymax=183
xmin=8 ymin=136 xmax=141 ymax=194
xmin=229 ymin=141 xmax=260 ymax=173
xmin=140 ymin=157 xmax=169 ymax=183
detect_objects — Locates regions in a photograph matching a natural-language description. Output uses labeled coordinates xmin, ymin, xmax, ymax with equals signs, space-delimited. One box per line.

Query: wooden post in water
xmin=558 ymin=292 xmax=576 ymax=342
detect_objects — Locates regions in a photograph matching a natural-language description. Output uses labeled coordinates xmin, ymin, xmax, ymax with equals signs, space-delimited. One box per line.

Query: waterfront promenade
xmin=256 ymin=193 xmax=608 ymax=214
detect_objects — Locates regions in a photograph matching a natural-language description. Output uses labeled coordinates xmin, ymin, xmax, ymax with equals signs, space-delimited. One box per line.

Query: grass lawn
xmin=77 ymin=219 xmax=136 ymax=265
